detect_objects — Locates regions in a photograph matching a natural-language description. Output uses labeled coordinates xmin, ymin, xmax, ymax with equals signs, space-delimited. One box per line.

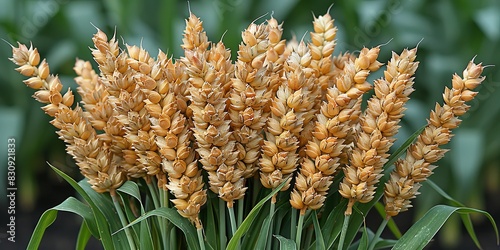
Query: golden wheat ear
xmin=339 ymin=47 xmax=419 ymax=215
xmin=384 ymin=60 xmax=485 ymax=217
xmin=10 ymin=41 xmax=127 ymax=193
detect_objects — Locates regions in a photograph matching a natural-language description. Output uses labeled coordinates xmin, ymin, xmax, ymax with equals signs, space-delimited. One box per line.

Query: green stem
xmin=295 ymin=212 xmax=305 ymax=250
xmin=228 ymin=205 xmax=239 ymax=249
xmin=111 ymin=190 xmax=137 ymax=250
xmin=367 ymin=217 xmax=389 ymax=250
xmin=147 ymin=180 xmax=160 ymax=208
xmin=228 ymin=205 xmax=237 ymax=236
xmin=291 ymin=208 xmax=297 ymax=241
xmin=266 ymin=198 xmax=276 ymax=250
xmin=339 ymin=215 xmax=350 ymax=250
xmin=197 ymin=227 xmax=206 ymax=250
xmin=220 ymin=199 xmax=227 ymax=249
xmin=237 ymin=198 xmax=244 ymax=227
xmin=149 ymin=180 xmax=168 ymax=249
xmin=162 ymin=189 xmax=176 ymax=250
xmin=160 ymin=187 xmax=169 ymax=208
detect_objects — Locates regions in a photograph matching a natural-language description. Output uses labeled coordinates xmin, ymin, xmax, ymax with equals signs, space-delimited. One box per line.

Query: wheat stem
xmin=146 ymin=178 xmax=167 ymax=248
xmin=295 ymin=213 xmax=305 ymax=250
xmin=197 ymin=227 xmax=206 ymax=250
xmin=367 ymin=217 xmax=388 ymax=250
xmin=339 ymin=214 xmax=350 ymax=250
xmin=219 ymin=199 xmax=227 ymax=249
xmin=147 ymin=178 xmax=160 ymax=208
xmin=237 ymin=198 xmax=244 ymax=227
xmin=228 ymin=206 xmax=237 ymax=236
xmin=111 ymin=190 xmax=136 ymax=250
xmin=228 ymin=206 xmax=239 ymax=249
xmin=290 ymin=208 xmax=297 ymax=241
xmin=160 ymin=188 xmax=173 ymax=249
xmin=266 ymin=201 xmax=276 ymax=250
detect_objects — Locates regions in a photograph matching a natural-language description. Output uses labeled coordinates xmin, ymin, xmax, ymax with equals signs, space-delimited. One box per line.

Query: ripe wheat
xmin=10 ymin=9 xmax=486 ymax=231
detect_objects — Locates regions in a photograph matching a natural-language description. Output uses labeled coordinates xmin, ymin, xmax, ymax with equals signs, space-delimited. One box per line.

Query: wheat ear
xmin=384 ymin=60 xmax=485 ymax=217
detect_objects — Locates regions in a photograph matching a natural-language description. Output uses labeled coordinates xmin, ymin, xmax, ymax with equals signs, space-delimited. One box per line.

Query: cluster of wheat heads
xmin=10 ymin=9 xmax=485 ymax=249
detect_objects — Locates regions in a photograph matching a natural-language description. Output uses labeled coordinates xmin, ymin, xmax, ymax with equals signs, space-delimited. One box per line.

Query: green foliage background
xmin=1 ymin=0 xmax=499 ymax=249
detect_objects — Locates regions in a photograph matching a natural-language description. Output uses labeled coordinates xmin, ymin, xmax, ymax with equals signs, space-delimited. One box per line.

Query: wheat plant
xmin=9 ymin=8 xmax=498 ymax=250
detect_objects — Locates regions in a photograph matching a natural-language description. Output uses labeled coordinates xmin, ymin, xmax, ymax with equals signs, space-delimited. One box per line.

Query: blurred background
xmin=0 ymin=0 xmax=499 ymax=249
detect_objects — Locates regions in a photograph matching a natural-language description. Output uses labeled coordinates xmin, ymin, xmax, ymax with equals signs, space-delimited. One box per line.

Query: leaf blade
xmin=27 ymin=210 xmax=58 ymax=249
xmin=49 ymin=164 xmax=115 ymax=250
xmin=275 ymin=235 xmax=296 ymax=250
xmin=393 ymin=205 xmax=499 ymax=250
xmin=227 ymin=177 xmax=290 ymax=249
xmin=312 ymin=210 xmax=326 ymax=250
xmin=76 ymin=221 xmax=92 ymax=250
xmin=116 ymin=207 xmax=200 ymax=250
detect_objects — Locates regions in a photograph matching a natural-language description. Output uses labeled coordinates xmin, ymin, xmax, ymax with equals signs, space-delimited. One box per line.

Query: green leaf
xmin=226 ymin=177 xmax=290 ymax=250
xmin=255 ymin=212 xmax=274 ymax=249
xmin=76 ymin=221 xmax=92 ymax=250
xmin=374 ymin=239 xmax=397 ymax=249
xmin=242 ymin=194 xmax=291 ymax=249
xmin=275 ymin=235 xmax=296 ymax=250
xmin=254 ymin=199 xmax=290 ymax=250
xmin=116 ymin=207 xmax=200 ymax=250
xmin=78 ymin=179 xmax=131 ymax=250
xmin=427 ymin=179 xmax=485 ymax=249
xmin=348 ymin=228 xmax=373 ymax=250
xmin=312 ymin=210 xmax=326 ymax=250
xmin=117 ymin=180 xmax=142 ymax=202
xmin=139 ymin=213 xmax=154 ymax=250
xmin=48 ymin=165 xmax=115 ymax=250
xmin=459 ymin=213 xmax=481 ymax=250
xmin=320 ymin=199 xmax=347 ymax=249
xmin=116 ymin=180 xmax=154 ymax=249
xmin=273 ymin=200 xmax=292 ymax=238
xmin=55 ymin=197 xmax=98 ymax=236
xmin=393 ymin=205 xmax=499 ymax=250
xmin=356 ymin=224 xmax=369 ymax=250
xmin=27 ymin=196 xmax=96 ymax=249
xmin=27 ymin=209 xmax=57 ymax=249
xmin=118 ymin=194 xmax=140 ymax=244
